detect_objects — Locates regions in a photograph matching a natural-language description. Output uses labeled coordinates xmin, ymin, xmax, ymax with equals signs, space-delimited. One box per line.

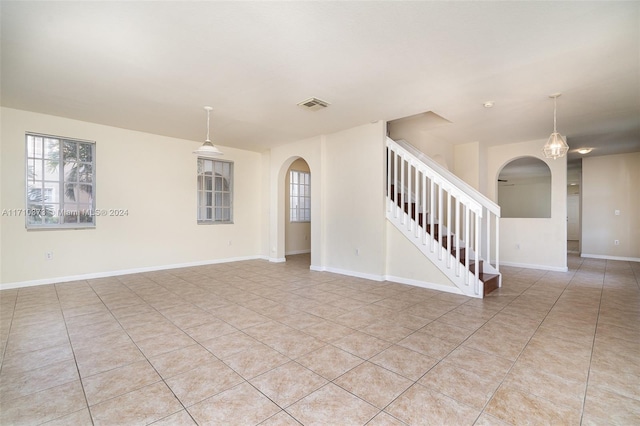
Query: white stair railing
xmin=386 ymin=138 xmax=501 ymax=298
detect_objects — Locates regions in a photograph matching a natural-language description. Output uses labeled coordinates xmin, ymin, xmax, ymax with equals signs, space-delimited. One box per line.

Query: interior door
xmin=567 ymin=194 xmax=580 ymax=240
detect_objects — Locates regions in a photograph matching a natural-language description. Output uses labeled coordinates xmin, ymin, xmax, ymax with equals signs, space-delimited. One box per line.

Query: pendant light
xmin=542 ymin=93 xmax=569 ymax=159
xmin=193 ymin=106 xmax=223 ymax=157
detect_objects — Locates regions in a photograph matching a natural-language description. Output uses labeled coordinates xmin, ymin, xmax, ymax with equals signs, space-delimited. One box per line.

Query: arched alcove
xmin=285 ymin=158 xmax=311 ymax=259
xmin=497 ymin=156 xmax=552 ymax=218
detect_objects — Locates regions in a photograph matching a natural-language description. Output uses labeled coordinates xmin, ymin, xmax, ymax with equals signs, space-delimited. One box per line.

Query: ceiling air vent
xmin=298 ymin=97 xmax=330 ymax=111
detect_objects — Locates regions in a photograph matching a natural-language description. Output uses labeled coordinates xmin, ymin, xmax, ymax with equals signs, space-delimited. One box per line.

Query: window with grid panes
xmin=197 ymin=158 xmax=233 ymax=223
xmin=290 ymin=170 xmax=310 ymax=222
xmin=25 ymin=133 xmax=96 ymax=229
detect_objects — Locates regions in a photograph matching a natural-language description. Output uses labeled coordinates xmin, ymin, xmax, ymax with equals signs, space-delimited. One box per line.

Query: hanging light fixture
xmin=193 ymin=106 xmax=223 ymax=157
xmin=542 ymin=93 xmax=569 ymax=159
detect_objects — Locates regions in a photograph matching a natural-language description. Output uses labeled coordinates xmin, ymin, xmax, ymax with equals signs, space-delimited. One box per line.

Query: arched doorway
xmin=284 ymin=158 xmax=311 ymax=265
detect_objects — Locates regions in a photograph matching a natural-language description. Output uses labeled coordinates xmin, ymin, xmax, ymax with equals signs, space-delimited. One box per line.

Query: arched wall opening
xmin=497 ymin=156 xmax=552 ymax=218
xmin=275 ymin=155 xmax=313 ymax=266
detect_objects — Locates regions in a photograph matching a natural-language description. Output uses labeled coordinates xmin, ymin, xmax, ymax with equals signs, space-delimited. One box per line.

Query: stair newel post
xmin=455 ymin=198 xmax=461 ymax=277
xmin=415 ymin=167 xmax=420 ymax=238
xmin=496 ymin=214 xmax=501 ymax=287
xmin=464 ymin=203 xmax=470 ymax=286
xmin=429 ymin=177 xmax=435 ymax=253
xmin=387 ymin=147 xmax=392 ymax=213
xmin=475 ymin=209 xmax=481 ymax=296
xmin=394 ymin=150 xmax=399 ymax=219
xmin=400 ymin=154 xmax=405 ymax=224
xmin=422 ymin=172 xmax=427 ymax=246
xmin=447 ymin=190 xmax=452 ymax=269
xmin=484 ymin=209 xmax=490 ymax=268
xmin=407 ymin=160 xmax=412 ymax=232
xmin=437 ymin=182 xmax=443 ymax=260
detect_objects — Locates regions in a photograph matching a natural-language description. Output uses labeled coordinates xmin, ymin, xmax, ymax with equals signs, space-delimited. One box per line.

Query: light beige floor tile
xmin=0 ymin=342 xmax=74 ymax=375
xmin=504 ymin=362 xmax=586 ymax=411
xmin=419 ymin=362 xmax=501 ymax=409
xmin=200 ymin=330 xmax=263 ymax=360
xmin=370 ymin=345 xmax=438 ymax=381
xmin=183 ymin=319 xmax=238 ymax=342
xmin=473 ymin=412 xmax=513 ymax=426
xmin=250 ymin=361 xmax=327 ymax=408
xmin=441 ymin=346 xmax=513 ymax=383
xmin=42 ymin=408 xmax=93 ymax=426
xmin=75 ymin=340 xmax=146 ymax=378
xmin=82 ymin=360 xmax=161 ymax=406
xmin=333 ymin=331 xmax=392 ymax=359
xmin=187 ymin=382 xmax=281 ymax=425
xmin=485 ymin=384 xmax=581 ymax=425
xmin=259 ymin=410 xmax=303 ymax=425
xmin=397 ymin=332 xmax=458 ymax=360
xmin=4 ymin=327 xmax=69 ymax=355
xmin=334 ymin=362 xmax=413 ymax=409
xmin=295 ymin=344 xmax=364 ymax=380
xmin=151 ymin=410 xmax=197 ymax=425
xmin=135 ymin=329 xmax=197 ymax=358
xmin=360 ymin=321 xmax=414 ymax=343
xmin=262 ymin=330 xmax=326 ymax=358
xmin=0 ymin=380 xmax=86 ymax=425
xmin=419 ymin=320 xmax=475 ymax=344
xmin=301 ymin=321 xmax=355 ymax=342
xmin=286 ymin=383 xmax=379 ymax=426
xmin=148 ymin=344 xmax=216 ymax=379
xmin=223 ymin=342 xmax=289 ymax=379
xmin=0 ymin=359 xmax=79 ymax=403
xmin=582 ymin=385 xmax=640 ymax=425
xmin=386 ymin=384 xmax=480 ymax=425
xmin=90 ymin=381 xmax=183 ymax=426
xmin=365 ymin=411 xmax=407 ymax=425
xmin=165 ymin=359 xmax=244 ymax=407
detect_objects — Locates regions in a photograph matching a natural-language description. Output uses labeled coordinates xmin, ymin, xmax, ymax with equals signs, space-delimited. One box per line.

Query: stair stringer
xmin=386 ymin=210 xmax=484 ymax=298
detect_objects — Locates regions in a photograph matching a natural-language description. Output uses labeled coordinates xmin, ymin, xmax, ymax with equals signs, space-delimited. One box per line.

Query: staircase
xmin=386 ymin=138 xmax=501 ymax=298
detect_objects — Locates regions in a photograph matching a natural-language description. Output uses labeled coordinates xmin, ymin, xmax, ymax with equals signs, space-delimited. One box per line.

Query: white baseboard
xmin=0 ymin=255 xmax=267 ymax=290
xmin=581 ymin=253 xmax=640 ymax=262
xmin=285 ymin=249 xmax=311 ymax=256
xmin=268 ymin=257 xmax=286 ymax=263
xmin=384 ymin=275 xmax=463 ymax=295
xmin=310 ymin=265 xmax=385 ymax=282
xmin=500 ymin=261 xmax=569 ymax=272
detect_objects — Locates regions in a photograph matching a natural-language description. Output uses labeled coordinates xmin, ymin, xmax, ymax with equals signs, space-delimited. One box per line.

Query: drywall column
xmin=487 ymin=138 xmax=567 ymax=271
xmin=582 ymin=152 xmax=640 ymax=260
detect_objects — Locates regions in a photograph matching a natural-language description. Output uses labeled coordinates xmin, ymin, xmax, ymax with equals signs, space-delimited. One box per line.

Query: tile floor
xmin=0 ymin=254 xmax=638 ymax=425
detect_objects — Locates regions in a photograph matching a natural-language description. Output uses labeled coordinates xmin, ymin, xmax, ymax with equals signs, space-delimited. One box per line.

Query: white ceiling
xmin=2 ymin=1 xmax=639 ymax=161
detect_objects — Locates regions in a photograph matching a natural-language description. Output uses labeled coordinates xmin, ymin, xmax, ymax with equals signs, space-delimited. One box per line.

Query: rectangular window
xmin=290 ymin=170 xmax=310 ymax=222
xmin=25 ymin=133 xmax=96 ymax=229
xmin=197 ymin=158 xmax=233 ymax=223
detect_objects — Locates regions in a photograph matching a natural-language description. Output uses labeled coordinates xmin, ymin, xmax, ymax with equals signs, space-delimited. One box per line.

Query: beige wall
xmin=498 ymin=176 xmax=552 ymax=218
xmin=385 ymin=222 xmax=456 ymax=291
xmin=582 ymin=152 xmax=640 ymax=260
xmin=1 ymin=108 xmax=263 ymax=287
xmin=454 ymin=141 xmax=480 ymax=190
xmin=285 ymin=158 xmax=311 ymax=255
xmin=323 ymin=122 xmax=387 ymax=278
xmin=268 ymin=122 xmax=388 ymax=279
xmin=487 ymin=139 xmax=567 ymax=271
xmin=388 ymin=118 xmax=453 ymax=170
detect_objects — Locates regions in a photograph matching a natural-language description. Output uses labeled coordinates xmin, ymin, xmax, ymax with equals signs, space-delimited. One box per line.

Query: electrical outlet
xmin=355 ymin=248 xmax=360 ymax=256
xmin=45 ymin=252 xmax=53 ymax=260
xmin=228 ymin=240 xmax=232 ymax=246
xmin=615 ymin=209 xmax=620 ymax=216
xmin=614 ymin=240 xmax=620 ymax=246
xmin=516 ymin=244 xmax=520 ymax=249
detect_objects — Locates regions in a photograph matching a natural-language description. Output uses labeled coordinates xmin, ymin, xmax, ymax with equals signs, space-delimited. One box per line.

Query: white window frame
xmin=25 ymin=133 xmax=96 ymax=230
xmin=290 ymin=170 xmax=310 ymax=223
xmin=197 ymin=158 xmax=233 ymax=224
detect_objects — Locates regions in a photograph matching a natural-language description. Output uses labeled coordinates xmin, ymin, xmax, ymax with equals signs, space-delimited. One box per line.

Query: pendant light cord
xmin=206 ymin=108 xmax=211 ymax=142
